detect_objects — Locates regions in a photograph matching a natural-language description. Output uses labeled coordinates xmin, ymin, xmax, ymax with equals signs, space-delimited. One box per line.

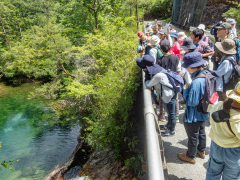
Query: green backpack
xmin=153 ymin=46 xmax=163 ymax=60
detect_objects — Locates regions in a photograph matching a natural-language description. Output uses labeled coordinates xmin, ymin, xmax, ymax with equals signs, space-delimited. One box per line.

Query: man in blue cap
xmin=136 ymin=55 xmax=164 ymax=81
xmin=136 ymin=55 xmax=179 ymax=136
xmin=177 ymin=52 xmax=208 ymax=164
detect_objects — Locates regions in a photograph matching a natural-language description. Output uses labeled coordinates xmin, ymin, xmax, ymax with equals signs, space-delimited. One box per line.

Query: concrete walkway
xmin=153 ymin=94 xmax=211 ymax=180
xmin=143 ymin=20 xmax=214 ymax=179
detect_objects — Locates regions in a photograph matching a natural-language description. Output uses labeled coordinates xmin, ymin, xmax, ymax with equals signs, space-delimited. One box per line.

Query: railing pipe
xmin=143 ymin=71 xmax=165 ymax=180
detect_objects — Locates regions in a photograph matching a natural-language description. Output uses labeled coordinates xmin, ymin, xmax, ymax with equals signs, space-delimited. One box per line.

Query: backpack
xmin=212 ymin=109 xmax=236 ymax=136
xmin=193 ymin=70 xmax=218 ymax=114
xmin=153 ymin=46 xmax=163 ymax=60
xmin=165 ymin=70 xmax=184 ymax=93
xmin=234 ymin=39 xmax=240 ymax=62
xmin=223 ymin=56 xmax=240 ymax=91
xmin=210 ymin=22 xmax=221 ymax=36
xmin=202 ymin=35 xmax=213 ymax=47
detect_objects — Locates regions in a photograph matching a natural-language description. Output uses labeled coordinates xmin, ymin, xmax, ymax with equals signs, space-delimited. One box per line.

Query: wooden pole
xmin=136 ymin=0 xmax=139 ymax=29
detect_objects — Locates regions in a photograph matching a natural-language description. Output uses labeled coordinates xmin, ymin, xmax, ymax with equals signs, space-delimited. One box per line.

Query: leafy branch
xmin=0 ymin=142 xmax=18 ymax=171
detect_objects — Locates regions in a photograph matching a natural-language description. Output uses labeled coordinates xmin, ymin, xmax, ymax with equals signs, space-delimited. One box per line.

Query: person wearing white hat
xmin=197 ymin=24 xmax=212 ymax=47
xmin=148 ymin=35 xmax=162 ymax=63
xmin=227 ymin=18 xmax=237 ymax=40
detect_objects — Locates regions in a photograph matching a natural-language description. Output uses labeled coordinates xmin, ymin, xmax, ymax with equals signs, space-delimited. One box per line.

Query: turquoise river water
xmin=0 ymin=83 xmax=81 ymax=180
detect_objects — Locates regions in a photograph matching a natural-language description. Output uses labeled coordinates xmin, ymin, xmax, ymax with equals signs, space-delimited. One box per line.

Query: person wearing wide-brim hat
xmin=177 ymin=52 xmax=208 ymax=164
xmin=148 ymin=35 xmax=163 ymax=63
xmin=206 ymin=81 xmax=240 ymax=180
xmin=213 ymin=39 xmax=237 ymax=101
xmin=226 ymin=18 xmax=237 ymax=40
xmin=181 ymin=38 xmax=196 ymax=52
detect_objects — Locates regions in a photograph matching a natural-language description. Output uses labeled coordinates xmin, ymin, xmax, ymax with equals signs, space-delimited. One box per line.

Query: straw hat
xmin=226 ymin=81 xmax=240 ymax=103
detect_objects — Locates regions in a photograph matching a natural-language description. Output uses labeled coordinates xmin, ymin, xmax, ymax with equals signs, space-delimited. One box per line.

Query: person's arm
xmin=177 ymin=61 xmax=181 ymax=75
xmin=202 ymin=43 xmax=214 ymax=57
xmin=202 ymin=51 xmax=214 ymax=58
xmin=215 ymin=60 xmax=231 ymax=77
xmin=145 ymin=73 xmax=162 ymax=88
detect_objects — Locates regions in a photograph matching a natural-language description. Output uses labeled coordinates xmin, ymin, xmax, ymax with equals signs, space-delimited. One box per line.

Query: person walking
xmin=206 ymin=82 xmax=240 ymax=180
xmin=177 ymin=52 xmax=208 ymax=164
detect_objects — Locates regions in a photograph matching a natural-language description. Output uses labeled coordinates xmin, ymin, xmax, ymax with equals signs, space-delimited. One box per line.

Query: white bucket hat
xmin=149 ymin=35 xmax=160 ymax=46
xmin=197 ymin=24 xmax=205 ymax=31
xmin=227 ymin=18 xmax=237 ymax=24
xmin=178 ymin=32 xmax=187 ymax=41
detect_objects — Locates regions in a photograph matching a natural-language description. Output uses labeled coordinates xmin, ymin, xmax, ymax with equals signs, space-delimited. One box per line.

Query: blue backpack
xmin=165 ymin=70 xmax=184 ymax=93
xmin=210 ymin=22 xmax=221 ymax=36
xmin=235 ymin=39 xmax=240 ymax=63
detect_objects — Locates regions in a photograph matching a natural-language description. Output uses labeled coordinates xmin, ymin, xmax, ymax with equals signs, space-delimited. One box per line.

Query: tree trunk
xmin=0 ymin=17 xmax=12 ymax=53
xmin=18 ymin=21 xmax=22 ymax=38
xmin=136 ymin=0 xmax=139 ymax=29
xmin=130 ymin=1 xmax=132 ymax=16
xmin=94 ymin=12 xmax=98 ymax=29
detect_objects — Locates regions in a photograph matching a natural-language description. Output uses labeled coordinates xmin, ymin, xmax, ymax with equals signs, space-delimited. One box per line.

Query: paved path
xmin=153 ymin=94 xmax=211 ymax=180
xmin=144 ymin=20 xmax=214 ymax=179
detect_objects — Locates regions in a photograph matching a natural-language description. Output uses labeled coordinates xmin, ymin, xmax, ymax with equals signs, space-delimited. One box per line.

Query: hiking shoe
xmin=161 ymin=130 xmax=175 ymax=136
xmin=197 ymin=149 xmax=205 ymax=159
xmin=177 ymin=153 xmax=196 ymax=164
xmin=159 ymin=115 xmax=166 ymax=122
xmin=176 ymin=116 xmax=179 ymax=123
xmin=160 ymin=125 xmax=168 ymax=130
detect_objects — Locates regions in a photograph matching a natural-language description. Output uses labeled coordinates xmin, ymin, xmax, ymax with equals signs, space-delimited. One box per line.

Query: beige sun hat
xmin=178 ymin=32 xmax=187 ymax=41
xmin=226 ymin=81 xmax=240 ymax=103
xmin=215 ymin=39 xmax=236 ymax=55
xmin=149 ymin=35 xmax=160 ymax=46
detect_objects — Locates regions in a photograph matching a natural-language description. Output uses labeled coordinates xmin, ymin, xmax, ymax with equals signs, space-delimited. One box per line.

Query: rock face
xmin=45 ymin=137 xmax=92 ymax=180
xmin=202 ymin=3 xmax=230 ymax=28
xmin=171 ymin=0 xmax=232 ymax=29
xmin=80 ymin=150 xmax=137 ymax=180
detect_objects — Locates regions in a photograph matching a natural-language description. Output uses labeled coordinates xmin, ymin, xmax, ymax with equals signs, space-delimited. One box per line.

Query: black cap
xmin=160 ymin=40 xmax=170 ymax=52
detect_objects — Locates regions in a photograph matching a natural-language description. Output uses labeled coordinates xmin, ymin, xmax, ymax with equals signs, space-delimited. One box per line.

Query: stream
xmin=0 ymin=83 xmax=81 ymax=180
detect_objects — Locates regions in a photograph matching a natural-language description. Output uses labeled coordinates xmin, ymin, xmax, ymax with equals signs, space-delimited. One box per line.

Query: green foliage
xmin=0 ymin=142 xmax=18 ymax=171
xmin=125 ymin=154 xmax=143 ymax=175
xmin=145 ymin=0 xmax=174 ymax=19
xmin=223 ymin=4 xmax=240 ymax=37
xmin=0 ymin=0 xmax=145 ymax=174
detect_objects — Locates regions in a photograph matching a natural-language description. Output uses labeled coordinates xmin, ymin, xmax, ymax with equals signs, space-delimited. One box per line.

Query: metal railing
xmin=143 ymin=71 xmax=165 ymax=180
xmin=141 ymin=21 xmax=165 ymax=180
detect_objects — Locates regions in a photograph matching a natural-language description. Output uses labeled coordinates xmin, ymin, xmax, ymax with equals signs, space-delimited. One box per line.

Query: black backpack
xmin=212 ymin=109 xmax=235 ymax=136
xmin=223 ymin=56 xmax=240 ymax=91
xmin=193 ymin=70 xmax=218 ymax=114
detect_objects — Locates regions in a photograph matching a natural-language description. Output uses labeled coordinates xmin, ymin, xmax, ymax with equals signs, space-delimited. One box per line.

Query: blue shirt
xmin=215 ymin=55 xmax=235 ymax=92
xmin=183 ymin=70 xmax=209 ymax=123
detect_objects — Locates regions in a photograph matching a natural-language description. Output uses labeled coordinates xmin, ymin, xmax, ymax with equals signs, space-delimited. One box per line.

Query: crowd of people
xmin=136 ymin=19 xmax=240 ymax=179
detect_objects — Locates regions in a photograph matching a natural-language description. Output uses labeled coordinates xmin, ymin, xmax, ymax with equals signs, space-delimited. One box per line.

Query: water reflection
xmin=0 ymin=84 xmax=81 ymax=180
